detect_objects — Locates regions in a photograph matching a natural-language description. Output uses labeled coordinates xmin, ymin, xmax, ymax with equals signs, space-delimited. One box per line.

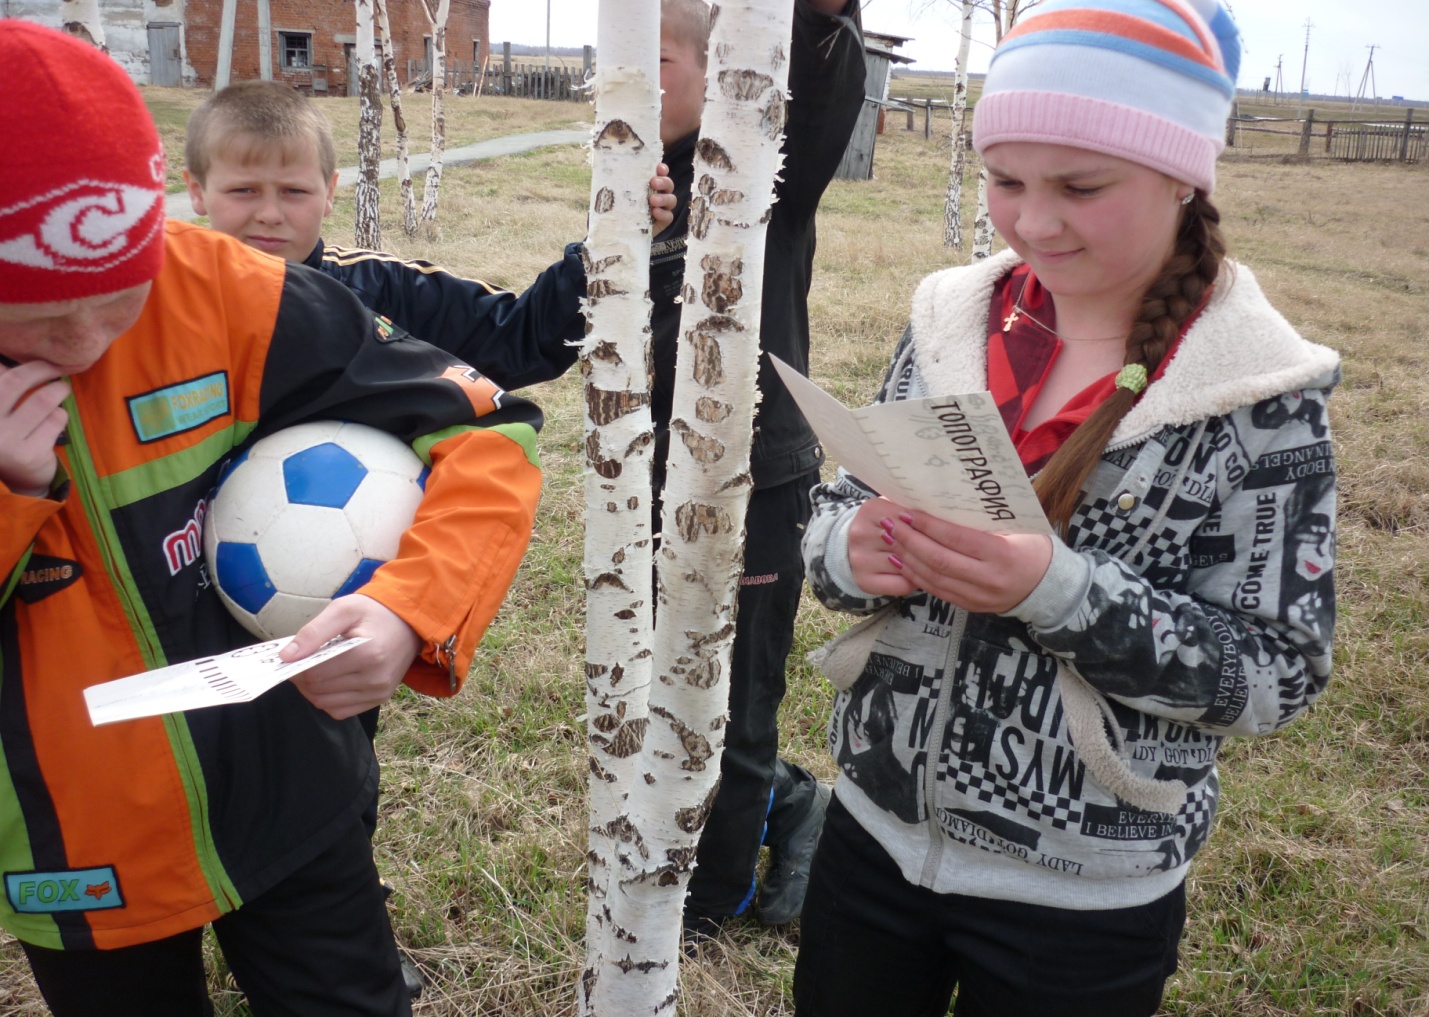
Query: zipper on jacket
xmin=60 ymin=420 xmax=165 ymax=668
xmin=62 ymin=410 xmax=241 ymax=912
xmin=917 ymin=608 xmax=969 ymax=888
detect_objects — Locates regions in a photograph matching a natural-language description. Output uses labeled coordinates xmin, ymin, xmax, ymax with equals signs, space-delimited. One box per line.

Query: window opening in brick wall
xmin=279 ymin=32 xmax=312 ymax=69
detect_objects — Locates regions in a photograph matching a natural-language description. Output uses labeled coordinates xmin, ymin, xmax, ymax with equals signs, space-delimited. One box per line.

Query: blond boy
xmin=185 ymin=80 xmax=672 ymax=391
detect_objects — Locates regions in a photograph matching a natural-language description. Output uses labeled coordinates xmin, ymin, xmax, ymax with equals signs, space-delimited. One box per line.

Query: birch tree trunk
xmin=354 ymin=0 xmax=383 ymax=248
xmin=942 ymin=0 xmax=975 ymax=249
xmin=579 ymin=2 xmax=662 ymax=1013
xmin=966 ymin=0 xmax=1041 ymax=257
xmin=60 ymin=0 xmax=106 ymax=50
xmin=375 ymin=0 xmax=418 ymax=237
xmin=588 ymin=1 xmax=797 ymax=1012
xmin=419 ymin=0 xmax=453 ymax=233
xmin=972 ymin=163 xmax=994 ymax=258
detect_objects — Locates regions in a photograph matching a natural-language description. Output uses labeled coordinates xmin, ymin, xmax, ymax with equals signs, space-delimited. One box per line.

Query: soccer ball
xmin=203 ymin=420 xmax=429 ymax=640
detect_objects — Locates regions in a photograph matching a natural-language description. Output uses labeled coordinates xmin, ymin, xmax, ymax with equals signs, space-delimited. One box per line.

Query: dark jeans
xmin=22 ymin=814 xmax=410 ymax=1017
xmin=682 ymin=471 xmax=820 ymax=918
xmin=793 ymin=795 xmax=1185 ymax=1017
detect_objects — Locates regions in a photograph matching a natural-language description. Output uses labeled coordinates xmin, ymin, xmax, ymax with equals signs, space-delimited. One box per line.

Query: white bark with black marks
xmin=354 ymin=0 xmax=383 ymax=248
xmin=579 ymin=1 xmax=662 ymax=1013
xmin=419 ymin=0 xmax=453 ymax=231
xmin=942 ymin=0 xmax=975 ymax=249
xmin=60 ymin=0 xmax=106 ymax=50
xmin=375 ymin=0 xmax=418 ymax=237
xmin=591 ymin=1 xmax=797 ymax=1012
xmin=972 ymin=164 xmax=994 ymax=259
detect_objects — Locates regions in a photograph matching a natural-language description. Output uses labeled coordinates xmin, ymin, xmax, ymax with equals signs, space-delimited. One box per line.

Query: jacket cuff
xmin=1004 ymin=538 xmax=1091 ymax=630
xmin=824 ymin=510 xmax=874 ymax=599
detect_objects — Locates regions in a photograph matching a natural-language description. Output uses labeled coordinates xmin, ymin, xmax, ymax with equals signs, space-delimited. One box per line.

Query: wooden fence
xmin=892 ymin=97 xmax=960 ymax=140
xmin=406 ymin=58 xmax=484 ymax=93
xmin=482 ymin=62 xmax=588 ymax=101
xmin=886 ymin=96 xmax=1427 ymax=166
xmin=1227 ymin=106 xmax=1426 ymax=164
xmin=407 ymin=45 xmax=593 ymax=102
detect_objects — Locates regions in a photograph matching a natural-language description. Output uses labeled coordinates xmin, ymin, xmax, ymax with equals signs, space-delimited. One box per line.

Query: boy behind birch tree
xmin=652 ymin=0 xmax=867 ymax=938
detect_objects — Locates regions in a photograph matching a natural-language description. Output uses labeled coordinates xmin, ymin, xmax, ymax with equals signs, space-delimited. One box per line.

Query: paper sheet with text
xmin=84 ymin=636 xmax=368 ymax=726
xmin=770 ymin=356 xmax=1050 ymax=535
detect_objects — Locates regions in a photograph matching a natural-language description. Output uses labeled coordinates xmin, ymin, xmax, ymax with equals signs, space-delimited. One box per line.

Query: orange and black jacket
xmin=0 ymin=222 xmax=543 ymax=950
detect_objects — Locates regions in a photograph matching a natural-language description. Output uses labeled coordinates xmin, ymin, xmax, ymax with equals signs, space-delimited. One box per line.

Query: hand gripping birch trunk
xmin=354 ymin=0 xmax=383 ymax=248
xmin=579 ymin=1 xmax=662 ymax=1013
xmin=419 ymin=0 xmax=453 ymax=232
xmin=589 ymin=2 xmax=797 ymax=1013
xmin=942 ymin=0 xmax=975 ymax=249
xmin=375 ymin=0 xmax=418 ymax=237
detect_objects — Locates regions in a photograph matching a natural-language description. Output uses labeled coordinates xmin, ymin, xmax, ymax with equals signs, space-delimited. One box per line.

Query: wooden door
xmin=148 ymin=23 xmax=182 ymax=86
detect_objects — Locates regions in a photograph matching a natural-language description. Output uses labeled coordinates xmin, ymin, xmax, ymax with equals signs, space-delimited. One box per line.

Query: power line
xmin=1351 ymin=44 xmax=1378 ymax=111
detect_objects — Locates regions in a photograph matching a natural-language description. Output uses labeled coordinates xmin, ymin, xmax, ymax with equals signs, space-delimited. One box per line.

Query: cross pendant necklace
xmin=1003 ymin=275 xmax=1125 ymax=343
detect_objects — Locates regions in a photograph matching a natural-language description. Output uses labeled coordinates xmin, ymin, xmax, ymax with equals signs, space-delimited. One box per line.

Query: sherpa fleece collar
xmin=908 ymin=250 xmax=1341 ymax=446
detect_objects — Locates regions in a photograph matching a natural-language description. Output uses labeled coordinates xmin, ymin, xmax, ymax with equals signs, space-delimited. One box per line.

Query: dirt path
xmin=165 ymin=128 xmax=590 ymax=222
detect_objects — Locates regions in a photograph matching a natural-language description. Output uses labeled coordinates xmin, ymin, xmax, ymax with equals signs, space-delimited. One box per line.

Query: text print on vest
xmin=16 ymin=555 xmax=84 ymax=604
xmin=5 ymin=867 xmax=125 ymax=914
xmin=163 ymin=498 xmax=208 ymax=576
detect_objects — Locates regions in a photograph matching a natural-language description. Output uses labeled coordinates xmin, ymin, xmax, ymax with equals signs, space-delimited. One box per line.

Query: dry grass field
xmin=0 ymin=91 xmax=1423 ymax=1016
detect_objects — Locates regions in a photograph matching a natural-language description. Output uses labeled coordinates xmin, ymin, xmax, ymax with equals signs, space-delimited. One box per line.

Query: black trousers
xmin=793 ymin=795 xmax=1185 ymax=1017
xmin=682 ymin=471 xmax=820 ymax=918
xmin=22 ymin=814 xmax=410 ymax=1017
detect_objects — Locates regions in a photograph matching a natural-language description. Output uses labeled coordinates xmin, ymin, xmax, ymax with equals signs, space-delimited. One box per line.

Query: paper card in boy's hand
xmin=84 ymin=636 xmax=368 ymax=726
xmin=769 ymin=355 xmax=1050 ymax=535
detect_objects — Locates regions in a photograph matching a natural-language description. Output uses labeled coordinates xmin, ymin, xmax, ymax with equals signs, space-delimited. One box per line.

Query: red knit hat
xmin=0 ymin=22 xmax=166 ymax=304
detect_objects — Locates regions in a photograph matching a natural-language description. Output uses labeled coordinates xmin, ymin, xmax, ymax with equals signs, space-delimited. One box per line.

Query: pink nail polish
xmin=898 ymin=512 xmax=914 ymax=525
xmin=881 ymin=531 xmax=895 ymax=546
xmin=888 ymin=554 xmax=904 ymax=569
xmin=879 ymin=516 xmax=894 ymax=531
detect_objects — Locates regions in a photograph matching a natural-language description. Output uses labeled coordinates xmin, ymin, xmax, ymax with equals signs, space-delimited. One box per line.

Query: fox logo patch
xmin=5 ymin=866 xmax=124 ymax=914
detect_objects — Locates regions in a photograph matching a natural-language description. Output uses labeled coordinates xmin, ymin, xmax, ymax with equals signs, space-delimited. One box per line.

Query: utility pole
xmin=1273 ymin=54 xmax=1283 ymax=105
xmin=1295 ymin=19 xmax=1312 ymax=119
xmin=1351 ymin=44 xmax=1378 ymax=112
xmin=545 ymin=0 xmax=551 ymax=74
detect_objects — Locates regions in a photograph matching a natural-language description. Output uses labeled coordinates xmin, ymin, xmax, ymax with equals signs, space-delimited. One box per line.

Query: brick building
xmin=13 ymin=0 xmax=490 ymax=91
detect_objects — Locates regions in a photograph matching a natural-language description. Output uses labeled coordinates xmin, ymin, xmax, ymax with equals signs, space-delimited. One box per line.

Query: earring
xmin=1180 ymin=192 xmax=1195 ymax=205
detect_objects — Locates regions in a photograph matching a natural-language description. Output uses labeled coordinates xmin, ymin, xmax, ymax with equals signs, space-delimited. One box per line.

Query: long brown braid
xmin=1032 ymin=192 xmax=1228 ymax=533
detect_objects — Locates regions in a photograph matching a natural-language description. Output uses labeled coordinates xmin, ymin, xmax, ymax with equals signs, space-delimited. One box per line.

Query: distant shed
xmin=835 ymin=29 xmax=916 ymax=181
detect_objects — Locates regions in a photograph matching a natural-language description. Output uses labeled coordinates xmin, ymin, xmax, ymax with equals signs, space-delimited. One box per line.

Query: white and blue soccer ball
xmin=203 ymin=420 xmax=429 ymax=640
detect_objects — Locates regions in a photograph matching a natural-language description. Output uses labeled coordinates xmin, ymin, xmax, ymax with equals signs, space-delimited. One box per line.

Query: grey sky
xmin=489 ymin=0 xmax=1428 ymax=100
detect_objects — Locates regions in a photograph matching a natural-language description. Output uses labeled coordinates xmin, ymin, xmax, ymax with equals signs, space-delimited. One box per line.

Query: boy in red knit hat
xmin=0 ymin=22 xmax=542 ymax=1015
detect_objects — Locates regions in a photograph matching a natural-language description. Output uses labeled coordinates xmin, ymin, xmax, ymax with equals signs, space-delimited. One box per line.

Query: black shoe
xmin=758 ymin=777 xmax=830 ymax=926
xmin=399 ymin=952 xmax=424 ymax=1000
xmin=681 ymin=911 xmax=726 ymax=958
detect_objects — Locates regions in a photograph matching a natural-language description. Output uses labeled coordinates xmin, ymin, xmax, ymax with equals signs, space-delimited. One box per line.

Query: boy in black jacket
xmin=183 ymin=80 xmax=673 ymax=391
xmin=656 ymin=0 xmax=866 ymax=934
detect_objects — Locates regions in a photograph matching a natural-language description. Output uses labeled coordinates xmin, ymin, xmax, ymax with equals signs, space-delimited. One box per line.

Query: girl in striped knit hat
xmin=793 ymin=2 xmax=1340 ymax=1014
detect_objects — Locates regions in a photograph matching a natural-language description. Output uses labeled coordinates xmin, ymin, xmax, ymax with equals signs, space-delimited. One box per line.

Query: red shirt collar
xmin=986 ymin=266 xmax=1208 ymax=474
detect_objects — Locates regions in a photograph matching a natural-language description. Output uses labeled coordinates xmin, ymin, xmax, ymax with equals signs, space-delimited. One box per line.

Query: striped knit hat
xmin=973 ymin=0 xmax=1241 ymax=194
